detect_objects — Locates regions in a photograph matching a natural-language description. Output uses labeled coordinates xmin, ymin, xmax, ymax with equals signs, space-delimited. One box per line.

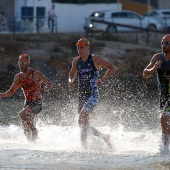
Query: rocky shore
xmin=0 ymin=32 xmax=165 ymax=100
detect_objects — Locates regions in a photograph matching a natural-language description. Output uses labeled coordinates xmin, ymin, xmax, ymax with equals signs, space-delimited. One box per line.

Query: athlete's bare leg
xmin=161 ymin=113 xmax=170 ymax=150
xmin=22 ymin=120 xmax=32 ymax=140
xmin=79 ymin=109 xmax=112 ymax=148
xmin=78 ymin=109 xmax=89 ymax=149
xmin=90 ymin=126 xmax=112 ymax=148
xmin=19 ymin=107 xmax=38 ymax=141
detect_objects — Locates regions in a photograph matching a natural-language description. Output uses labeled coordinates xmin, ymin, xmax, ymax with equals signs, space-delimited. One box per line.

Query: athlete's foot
xmin=103 ymin=134 xmax=112 ymax=148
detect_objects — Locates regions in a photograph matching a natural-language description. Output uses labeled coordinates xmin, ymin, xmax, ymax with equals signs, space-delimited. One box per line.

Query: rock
xmin=0 ymin=63 xmax=8 ymax=72
xmin=31 ymin=60 xmax=58 ymax=84
xmin=24 ymin=49 xmax=51 ymax=62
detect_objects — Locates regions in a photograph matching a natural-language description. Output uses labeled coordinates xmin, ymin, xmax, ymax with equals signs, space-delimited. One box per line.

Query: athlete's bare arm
xmin=143 ymin=53 xmax=162 ymax=78
xmin=34 ymin=70 xmax=53 ymax=92
xmin=92 ymin=55 xmax=117 ymax=86
xmin=68 ymin=57 xmax=79 ymax=90
xmin=0 ymin=74 xmax=20 ymax=99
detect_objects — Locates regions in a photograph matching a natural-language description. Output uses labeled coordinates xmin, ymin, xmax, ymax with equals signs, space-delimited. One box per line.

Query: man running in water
xmin=143 ymin=34 xmax=170 ymax=153
xmin=0 ymin=54 xmax=53 ymax=141
xmin=68 ymin=38 xmax=117 ymax=149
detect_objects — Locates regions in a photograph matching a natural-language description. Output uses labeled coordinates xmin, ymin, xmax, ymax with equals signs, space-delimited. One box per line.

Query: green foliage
xmin=52 ymin=0 xmax=116 ymax=3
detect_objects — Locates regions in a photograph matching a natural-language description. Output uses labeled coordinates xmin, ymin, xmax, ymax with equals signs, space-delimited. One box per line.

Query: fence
xmin=0 ymin=16 xmax=58 ymax=34
xmin=84 ymin=18 xmax=170 ymax=45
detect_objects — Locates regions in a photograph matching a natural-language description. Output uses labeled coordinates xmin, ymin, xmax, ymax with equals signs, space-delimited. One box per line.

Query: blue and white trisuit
xmin=77 ymin=54 xmax=99 ymax=113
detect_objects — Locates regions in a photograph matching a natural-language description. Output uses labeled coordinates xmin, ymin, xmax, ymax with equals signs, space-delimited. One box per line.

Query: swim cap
xmin=18 ymin=54 xmax=30 ymax=64
xmin=76 ymin=38 xmax=90 ymax=46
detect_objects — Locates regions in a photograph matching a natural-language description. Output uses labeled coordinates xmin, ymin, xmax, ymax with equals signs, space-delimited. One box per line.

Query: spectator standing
xmin=47 ymin=4 xmax=56 ymax=33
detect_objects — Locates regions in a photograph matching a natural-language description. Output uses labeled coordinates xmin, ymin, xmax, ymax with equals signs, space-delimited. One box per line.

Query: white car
xmin=84 ymin=10 xmax=163 ymax=33
xmin=144 ymin=9 xmax=170 ymax=30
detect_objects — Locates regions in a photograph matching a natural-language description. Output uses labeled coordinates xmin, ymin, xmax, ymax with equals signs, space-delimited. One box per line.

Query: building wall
xmin=120 ymin=0 xmax=153 ymax=15
xmin=158 ymin=0 xmax=170 ymax=9
xmin=14 ymin=1 xmax=121 ymax=33
xmin=0 ymin=0 xmax=15 ymax=18
xmin=124 ymin=0 xmax=158 ymax=9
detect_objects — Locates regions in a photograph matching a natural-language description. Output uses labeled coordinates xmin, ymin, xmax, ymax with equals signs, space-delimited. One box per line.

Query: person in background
xmin=0 ymin=54 xmax=53 ymax=142
xmin=47 ymin=4 xmax=56 ymax=33
xmin=0 ymin=11 xmax=7 ymax=26
xmin=68 ymin=38 xmax=117 ymax=149
xmin=143 ymin=34 xmax=170 ymax=153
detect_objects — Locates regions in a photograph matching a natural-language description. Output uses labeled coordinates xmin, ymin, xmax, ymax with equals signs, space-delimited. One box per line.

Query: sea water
xmin=0 ymin=98 xmax=170 ymax=170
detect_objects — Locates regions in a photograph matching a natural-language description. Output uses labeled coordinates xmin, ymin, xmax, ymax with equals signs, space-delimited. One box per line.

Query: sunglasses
xmin=161 ymin=41 xmax=170 ymax=45
xmin=76 ymin=42 xmax=89 ymax=46
xmin=18 ymin=62 xmax=29 ymax=66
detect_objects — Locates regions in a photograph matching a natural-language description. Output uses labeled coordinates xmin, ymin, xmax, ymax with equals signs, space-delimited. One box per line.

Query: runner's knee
xmin=19 ymin=107 xmax=33 ymax=121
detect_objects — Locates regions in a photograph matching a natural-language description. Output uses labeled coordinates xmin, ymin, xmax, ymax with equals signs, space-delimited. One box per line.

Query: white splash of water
xmin=0 ymin=123 xmax=161 ymax=155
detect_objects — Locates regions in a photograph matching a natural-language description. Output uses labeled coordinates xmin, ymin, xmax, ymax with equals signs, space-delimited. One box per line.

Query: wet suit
xmin=157 ymin=53 xmax=170 ymax=110
xmin=76 ymin=54 xmax=112 ymax=148
xmin=77 ymin=54 xmax=99 ymax=113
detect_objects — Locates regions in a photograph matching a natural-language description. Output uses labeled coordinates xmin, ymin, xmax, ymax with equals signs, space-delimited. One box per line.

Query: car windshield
xmin=162 ymin=11 xmax=170 ymax=15
xmin=112 ymin=12 xmax=140 ymax=19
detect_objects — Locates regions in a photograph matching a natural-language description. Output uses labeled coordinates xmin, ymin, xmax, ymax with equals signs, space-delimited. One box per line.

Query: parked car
xmin=144 ymin=9 xmax=170 ymax=30
xmin=84 ymin=10 xmax=163 ymax=33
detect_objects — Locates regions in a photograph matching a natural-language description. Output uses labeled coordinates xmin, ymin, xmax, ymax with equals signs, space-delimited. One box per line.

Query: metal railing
xmin=0 ymin=16 xmax=58 ymax=34
xmin=84 ymin=18 xmax=170 ymax=34
xmin=84 ymin=18 xmax=170 ymax=46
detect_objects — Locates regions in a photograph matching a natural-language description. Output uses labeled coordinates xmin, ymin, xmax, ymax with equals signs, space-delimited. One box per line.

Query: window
xmin=162 ymin=12 xmax=170 ymax=15
xmin=112 ymin=12 xmax=120 ymax=18
xmin=150 ymin=12 xmax=159 ymax=17
xmin=21 ymin=7 xmax=33 ymax=21
xmin=126 ymin=13 xmax=140 ymax=19
xmin=36 ymin=7 xmax=45 ymax=19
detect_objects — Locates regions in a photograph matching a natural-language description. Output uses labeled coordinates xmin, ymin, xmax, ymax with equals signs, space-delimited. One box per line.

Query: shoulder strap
xmin=159 ymin=53 xmax=164 ymax=61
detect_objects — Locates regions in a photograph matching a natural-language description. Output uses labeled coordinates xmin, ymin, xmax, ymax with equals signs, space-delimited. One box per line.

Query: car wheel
xmin=106 ymin=25 xmax=117 ymax=33
xmin=148 ymin=24 xmax=157 ymax=30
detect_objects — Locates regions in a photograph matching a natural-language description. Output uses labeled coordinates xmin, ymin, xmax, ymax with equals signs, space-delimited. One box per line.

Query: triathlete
xmin=143 ymin=34 xmax=170 ymax=153
xmin=68 ymin=38 xmax=117 ymax=149
xmin=0 ymin=54 xmax=53 ymax=141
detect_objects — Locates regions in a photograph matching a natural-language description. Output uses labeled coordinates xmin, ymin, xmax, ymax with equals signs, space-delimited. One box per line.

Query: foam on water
xmin=0 ymin=123 xmax=161 ymax=153
xmin=0 ymin=123 xmax=170 ymax=169
xmin=0 ymin=99 xmax=169 ymax=169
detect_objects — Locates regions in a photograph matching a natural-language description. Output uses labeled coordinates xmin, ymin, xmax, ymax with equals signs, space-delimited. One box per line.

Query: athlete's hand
xmin=68 ymin=82 xmax=75 ymax=91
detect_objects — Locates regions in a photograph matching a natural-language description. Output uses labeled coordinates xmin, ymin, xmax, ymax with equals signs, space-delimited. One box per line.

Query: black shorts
xmin=24 ymin=99 xmax=42 ymax=114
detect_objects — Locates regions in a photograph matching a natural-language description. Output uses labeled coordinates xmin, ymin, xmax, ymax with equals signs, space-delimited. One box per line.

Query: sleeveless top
xmin=19 ymin=69 xmax=41 ymax=100
xmin=157 ymin=53 xmax=170 ymax=95
xmin=77 ymin=54 xmax=99 ymax=96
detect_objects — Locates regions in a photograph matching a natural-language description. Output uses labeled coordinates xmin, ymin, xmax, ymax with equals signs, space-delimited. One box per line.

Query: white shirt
xmin=48 ymin=9 xmax=56 ymax=19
